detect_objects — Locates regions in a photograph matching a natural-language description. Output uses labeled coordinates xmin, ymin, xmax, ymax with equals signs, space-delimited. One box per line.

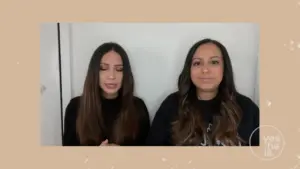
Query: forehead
xmin=101 ymin=50 xmax=123 ymax=64
xmin=193 ymin=43 xmax=222 ymax=59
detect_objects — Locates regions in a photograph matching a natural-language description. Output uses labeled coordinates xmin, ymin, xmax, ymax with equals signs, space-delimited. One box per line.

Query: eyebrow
xmin=192 ymin=56 xmax=221 ymax=60
xmin=100 ymin=63 xmax=123 ymax=67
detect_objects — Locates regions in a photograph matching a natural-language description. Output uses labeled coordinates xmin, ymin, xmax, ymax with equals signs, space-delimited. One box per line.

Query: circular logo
xmin=249 ymin=125 xmax=286 ymax=161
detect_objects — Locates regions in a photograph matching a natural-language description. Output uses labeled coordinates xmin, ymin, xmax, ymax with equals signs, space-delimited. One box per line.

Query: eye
xmin=115 ymin=67 xmax=123 ymax=72
xmin=211 ymin=60 xmax=220 ymax=65
xmin=100 ymin=65 xmax=108 ymax=71
xmin=192 ymin=61 xmax=201 ymax=67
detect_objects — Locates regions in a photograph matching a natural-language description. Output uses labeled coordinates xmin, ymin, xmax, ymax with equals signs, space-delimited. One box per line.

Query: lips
xmin=104 ymin=83 xmax=118 ymax=89
xmin=199 ymin=78 xmax=213 ymax=82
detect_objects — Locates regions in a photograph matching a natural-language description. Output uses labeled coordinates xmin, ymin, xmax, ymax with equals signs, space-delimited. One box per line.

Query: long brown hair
xmin=76 ymin=42 xmax=140 ymax=145
xmin=172 ymin=39 xmax=244 ymax=146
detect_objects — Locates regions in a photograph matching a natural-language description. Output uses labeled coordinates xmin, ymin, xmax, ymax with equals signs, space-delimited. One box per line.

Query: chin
xmin=105 ymin=89 xmax=119 ymax=95
xmin=199 ymin=88 xmax=215 ymax=92
xmin=102 ymin=88 xmax=119 ymax=96
xmin=197 ymin=85 xmax=217 ymax=92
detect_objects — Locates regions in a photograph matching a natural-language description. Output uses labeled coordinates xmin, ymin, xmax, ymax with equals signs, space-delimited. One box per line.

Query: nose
xmin=201 ymin=66 xmax=209 ymax=74
xmin=108 ymin=70 xmax=116 ymax=79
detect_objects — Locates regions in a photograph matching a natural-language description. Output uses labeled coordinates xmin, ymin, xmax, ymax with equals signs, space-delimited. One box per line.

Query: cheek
xmin=99 ymin=72 xmax=105 ymax=85
xmin=116 ymin=72 xmax=123 ymax=83
xmin=190 ymin=68 xmax=199 ymax=80
xmin=212 ymin=67 xmax=223 ymax=81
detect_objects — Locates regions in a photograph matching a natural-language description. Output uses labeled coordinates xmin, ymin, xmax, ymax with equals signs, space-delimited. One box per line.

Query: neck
xmin=197 ymin=90 xmax=218 ymax=101
xmin=102 ymin=92 xmax=118 ymax=99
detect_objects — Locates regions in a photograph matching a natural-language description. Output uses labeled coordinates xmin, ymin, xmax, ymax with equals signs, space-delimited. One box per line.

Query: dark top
xmin=62 ymin=95 xmax=150 ymax=146
xmin=146 ymin=92 xmax=260 ymax=146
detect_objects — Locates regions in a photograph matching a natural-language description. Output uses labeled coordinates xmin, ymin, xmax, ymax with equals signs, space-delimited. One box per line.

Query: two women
xmin=63 ymin=39 xmax=259 ymax=146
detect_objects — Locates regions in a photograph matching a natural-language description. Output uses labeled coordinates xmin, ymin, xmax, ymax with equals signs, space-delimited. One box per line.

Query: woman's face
xmin=190 ymin=43 xmax=224 ymax=93
xmin=99 ymin=50 xmax=123 ymax=99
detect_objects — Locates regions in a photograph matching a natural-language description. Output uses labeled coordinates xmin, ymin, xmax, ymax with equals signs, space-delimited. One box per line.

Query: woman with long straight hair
xmin=146 ymin=38 xmax=259 ymax=146
xmin=63 ymin=42 xmax=150 ymax=146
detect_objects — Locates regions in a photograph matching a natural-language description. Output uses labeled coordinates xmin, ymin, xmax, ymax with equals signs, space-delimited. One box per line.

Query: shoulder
xmin=133 ymin=96 xmax=148 ymax=112
xmin=70 ymin=96 xmax=81 ymax=104
xmin=154 ymin=91 xmax=180 ymax=117
xmin=133 ymin=96 xmax=148 ymax=110
xmin=132 ymin=96 xmax=150 ymax=120
xmin=64 ymin=96 xmax=81 ymax=120
xmin=161 ymin=91 xmax=180 ymax=106
xmin=235 ymin=93 xmax=259 ymax=110
xmin=133 ymin=96 xmax=146 ymax=105
xmin=235 ymin=93 xmax=259 ymax=117
xmin=234 ymin=93 xmax=260 ymax=145
xmin=67 ymin=96 xmax=81 ymax=110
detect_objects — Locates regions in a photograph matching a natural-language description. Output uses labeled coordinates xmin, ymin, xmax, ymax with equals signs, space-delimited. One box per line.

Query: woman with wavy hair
xmin=146 ymin=38 xmax=259 ymax=146
xmin=63 ymin=42 xmax=150 ymax=146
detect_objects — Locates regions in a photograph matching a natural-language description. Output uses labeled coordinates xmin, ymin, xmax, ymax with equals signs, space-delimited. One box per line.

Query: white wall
xmin=60 ymin=23 xmax=259 ymax=121
xmin=40 ymin=23 xmax=62 ymax=145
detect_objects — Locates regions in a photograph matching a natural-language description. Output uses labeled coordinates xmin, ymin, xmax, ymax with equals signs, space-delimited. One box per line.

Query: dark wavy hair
xmin=76 ymin=42 xmax=140 ymax=145
xmin=171 ymin=38 xmax=244 ymax=146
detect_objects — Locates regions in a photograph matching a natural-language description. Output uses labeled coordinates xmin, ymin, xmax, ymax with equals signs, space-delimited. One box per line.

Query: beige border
xmin=1 ymin=0 xmax=300 ymax=168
